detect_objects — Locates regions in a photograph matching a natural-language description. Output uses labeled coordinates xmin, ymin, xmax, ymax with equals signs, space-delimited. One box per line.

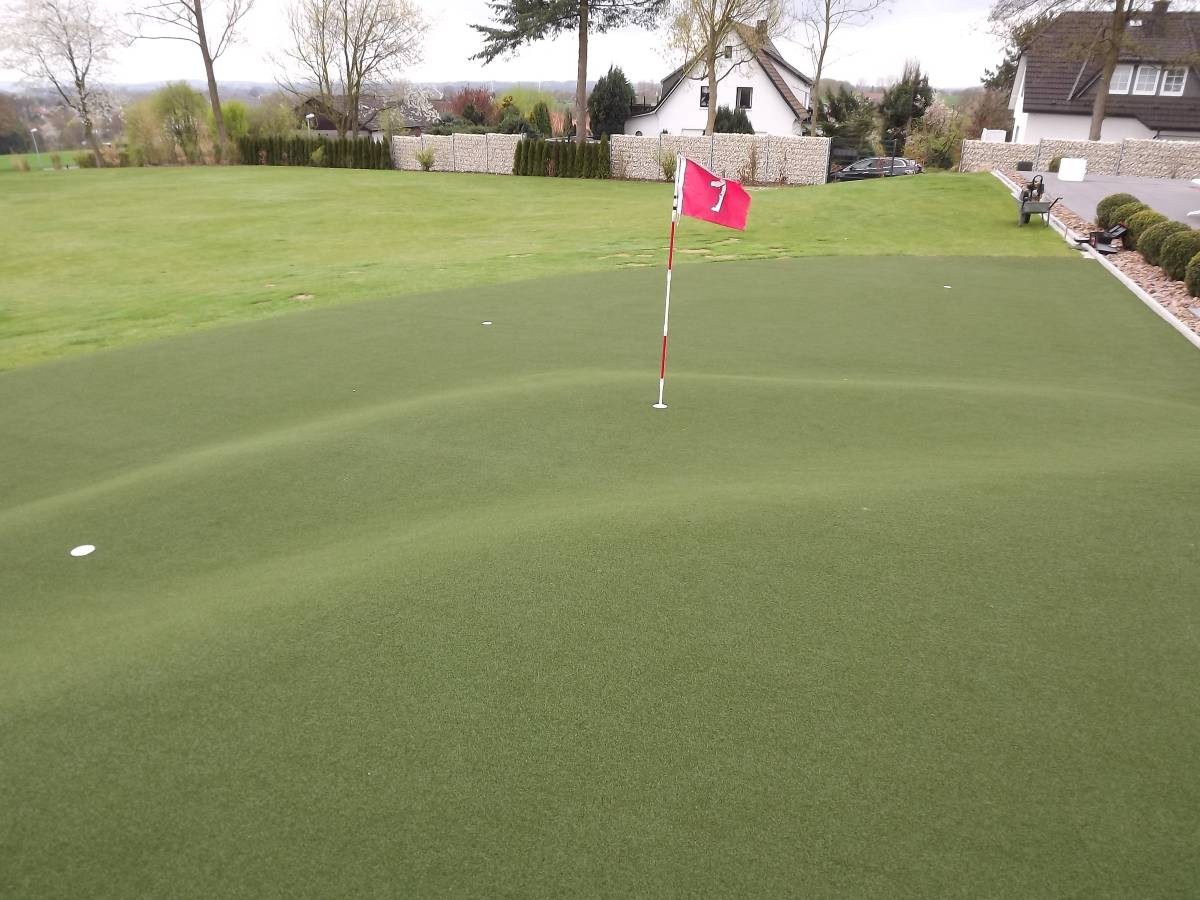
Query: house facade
xmin=624 ymin=23 xmax=812 ymax=136
xmin=1009 ymin=2 xmax=1200 ymax=143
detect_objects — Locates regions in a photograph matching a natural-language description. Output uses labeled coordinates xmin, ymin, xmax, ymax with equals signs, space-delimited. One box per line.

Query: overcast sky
xmin=3 ymin=0 xmax=1004 ymax=90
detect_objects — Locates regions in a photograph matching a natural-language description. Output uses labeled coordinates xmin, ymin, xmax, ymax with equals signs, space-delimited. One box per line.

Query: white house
xmin=1009 ymin=3 xmax=1200 ymax=143
xmin=624 ymin=22 xmax=813 ymax=136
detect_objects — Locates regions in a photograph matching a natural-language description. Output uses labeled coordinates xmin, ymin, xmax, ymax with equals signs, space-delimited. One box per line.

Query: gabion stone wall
xmin=391 ymin=133 xmax=521 ymax=174
xmin=1035 ymin=139 xmax=1122 ymax=175
xmin=612 ymin=133 xmax=831 ymax=185
xmin=1117 ymin=140 xmax=1200 ymax=179
xmin=959 ymin=141 xmax=1038 ymax=173
xmin=393 ymin=132 xmax=829 ymax=183
xmin=960 ymin=137 xmax=1200 ymax=179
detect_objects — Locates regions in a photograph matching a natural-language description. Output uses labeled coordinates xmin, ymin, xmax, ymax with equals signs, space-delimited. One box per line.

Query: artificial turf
xmin=3 ymin=248 xmax=1199 ymax=896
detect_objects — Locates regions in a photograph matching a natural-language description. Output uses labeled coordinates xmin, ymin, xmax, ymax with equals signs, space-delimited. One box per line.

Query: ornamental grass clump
xmin=414 ymin=147 xmax=436 ymax=171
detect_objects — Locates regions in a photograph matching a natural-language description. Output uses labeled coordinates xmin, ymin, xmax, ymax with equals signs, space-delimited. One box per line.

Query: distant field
xmin=0 ymin=168 xmax=1067 ymax=369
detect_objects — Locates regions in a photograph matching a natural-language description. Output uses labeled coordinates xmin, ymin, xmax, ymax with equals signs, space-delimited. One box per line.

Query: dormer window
xmin=1110 ymin=63 xmax=1133 ymax=93
xmin=1133 ymin=64 xmax=1161 ymax=95
xmin=1161 ymin=67 xmax=1187 ymax=96
xmin=723 ymin=45 xmax=733 ymax=59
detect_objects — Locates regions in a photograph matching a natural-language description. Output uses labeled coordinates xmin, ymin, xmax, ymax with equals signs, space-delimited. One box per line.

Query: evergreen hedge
xmin=1124 ymin=209 xmax=1167 ymax=251
xmin=1110 ymin=200 xmax=1149 ymax=229
xmin=1186 ymin=252 xmax=1200 ymax=299
xmin=237 ymin=135 xmax=392 ymax=169
xmin=1138 ymin=221 xmax=1191 ymax=268
xmin=1096 ymin=193 xmax=1141 ymax=229
xmin=1160 ymin=230 xmax=1200 ymax=281
xmin=511 ymin=138 xmax=611 ymax=179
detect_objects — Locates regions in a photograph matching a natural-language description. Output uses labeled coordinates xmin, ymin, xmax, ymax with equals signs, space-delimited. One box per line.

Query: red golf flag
xmin=678 ymin=157 xmax=751 ymax=231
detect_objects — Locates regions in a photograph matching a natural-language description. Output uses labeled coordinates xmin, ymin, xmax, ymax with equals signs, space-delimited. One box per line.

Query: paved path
xmin=1035 ymin=172 xmax=1200 ymax=225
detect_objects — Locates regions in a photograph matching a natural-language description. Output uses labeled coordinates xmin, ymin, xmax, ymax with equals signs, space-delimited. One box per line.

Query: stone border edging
xmin=990 ymin=170 xmax=1200 ymax=352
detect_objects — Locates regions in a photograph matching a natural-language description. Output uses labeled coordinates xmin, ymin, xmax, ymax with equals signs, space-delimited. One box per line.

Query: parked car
xmin=832 ymin=157 xmax=920 ymax=181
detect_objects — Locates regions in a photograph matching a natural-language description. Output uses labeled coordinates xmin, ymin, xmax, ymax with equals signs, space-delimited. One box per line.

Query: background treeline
xmin=238 ymin=135 xmax=392 ymax=169
xmin=512 ymin=136 xmax=610 ymax=178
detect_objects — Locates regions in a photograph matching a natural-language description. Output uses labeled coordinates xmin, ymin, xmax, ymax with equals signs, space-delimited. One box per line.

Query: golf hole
xmin=482 ymin=321 xmax=493 ymax=326
xmin=70 ymin=544 xmax=95 ymax=557
xmin=943 ymin=285 xmax=953 ymax=289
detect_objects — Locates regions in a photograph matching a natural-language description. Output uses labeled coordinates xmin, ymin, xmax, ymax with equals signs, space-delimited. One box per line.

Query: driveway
xmin=1035 ymin=172 xmax=1200 ymax=226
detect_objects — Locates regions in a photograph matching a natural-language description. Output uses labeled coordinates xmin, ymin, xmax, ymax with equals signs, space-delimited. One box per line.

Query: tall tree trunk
xmin=575 ymin=0 xmax=588 ymax=142
xmin=77 ymin=87 xmax=103 ymax=167
xmin=809 ymin=6 xmax=831 ymax=133
xmin=705 ymin=47 xmax=718 ymax=134
xmin=192 ymin=0 xmax=229 ymax=161
xmin=1088 ymin=0 xmax=1128 ymax=141
xmin=82 ymin=113 xmax=103 ymax=167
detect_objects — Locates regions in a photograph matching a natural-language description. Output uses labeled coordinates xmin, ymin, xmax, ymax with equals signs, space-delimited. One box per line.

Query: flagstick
xmin=654 ymin=154 xmax=685 ymax=410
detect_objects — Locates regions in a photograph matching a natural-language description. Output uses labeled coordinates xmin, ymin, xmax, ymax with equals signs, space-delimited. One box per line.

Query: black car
xmin=832 ymin=157 xmax=921 ymax=181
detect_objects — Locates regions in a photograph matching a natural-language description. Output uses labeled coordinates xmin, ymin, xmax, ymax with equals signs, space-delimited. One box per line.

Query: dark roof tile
xmin=1021 ymin=10 xmax=1200 ymax=132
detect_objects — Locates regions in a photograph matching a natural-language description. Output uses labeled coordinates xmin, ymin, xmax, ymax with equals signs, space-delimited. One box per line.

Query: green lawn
xmin=3 ymin=170 xmax=1199 ymax=897
xmin=0 ymin=168 xmax=1066 ymax=370
xmin=0 ymin=150 xmax=61 ymax=171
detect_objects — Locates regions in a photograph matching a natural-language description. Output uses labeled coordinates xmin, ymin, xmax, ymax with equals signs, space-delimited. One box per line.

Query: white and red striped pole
xmin=653 ymin=154 xmax=685 ymax=410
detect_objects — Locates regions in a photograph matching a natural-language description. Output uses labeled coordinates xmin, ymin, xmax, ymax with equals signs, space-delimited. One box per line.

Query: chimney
xmin=756 ymin=19 xmax=768 ymax=39
xmin=1147 ymin=1 xmax=1169 ymax=35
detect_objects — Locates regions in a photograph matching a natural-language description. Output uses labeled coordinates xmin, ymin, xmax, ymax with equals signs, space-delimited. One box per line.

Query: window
xmin=1109 ymin=63 xmax=1133 ymax=94
xmin=736 ymin=87 xmax=753 ymax=109
xmin=723 ymin=45 xmax=733 ymax=59
xmin=1133 ymin=64 xmax=1161 ymax=95
xmin=700 ymin=85 xmax=709 ymax=108
xmin=1162 ymin=67 xmax=1187 ymax=96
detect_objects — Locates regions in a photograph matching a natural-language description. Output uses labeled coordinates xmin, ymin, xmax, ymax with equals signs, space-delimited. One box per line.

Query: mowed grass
xmin=2 ymin=174 xmax=1200 ymax=899
xmin=0 ymin=167 xmax=1067 ymax=369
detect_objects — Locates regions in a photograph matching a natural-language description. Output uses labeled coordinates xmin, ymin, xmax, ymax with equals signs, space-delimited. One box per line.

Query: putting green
xmin=2 ymin=256 xmax=1199 ymax=897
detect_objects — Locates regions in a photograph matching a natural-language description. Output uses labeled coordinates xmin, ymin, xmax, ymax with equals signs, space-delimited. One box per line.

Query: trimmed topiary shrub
xmin=1110 ymin=200 xmax=1149 ymax=230
xmin=1096 ymin=192 xmax=1141 ymax=229
xmin=1139 ymin=221 xmax=1191 ymax=268
xmin=513 ymin=139 xmax=525 ymax=175
xmin=1047 ymin=156 xmax=1063 ymax=173
xmin=1124 ymin=209 xmax=1167 ymax=251
xmin=1186 ymin=252 xmax=1200 ymax=299
xmin=599 ymin=134 xmax=611 ymax=179
xmin=1160 ymin=229 xmax=1200 ymax=281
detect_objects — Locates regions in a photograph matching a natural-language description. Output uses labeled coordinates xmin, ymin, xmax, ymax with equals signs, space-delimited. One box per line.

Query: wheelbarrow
xmin=1016 ymin=175 xmax=1061 ymax=226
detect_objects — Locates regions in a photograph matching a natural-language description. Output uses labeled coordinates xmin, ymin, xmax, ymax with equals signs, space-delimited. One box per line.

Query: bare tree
xmin=128 ymin=0 xmax=255 ymax=156
xmin=1 ymin=0 xmax=115 ymax=165
xmin=667 ymin=0 xmax=786 ymax=134
xmin=279 ymin=0 xmax=425 ymax=139
xmin=990 ymin=0 xmax=1200 ymax=141
xmin=797 ymin=0 xmax=890 ymax=133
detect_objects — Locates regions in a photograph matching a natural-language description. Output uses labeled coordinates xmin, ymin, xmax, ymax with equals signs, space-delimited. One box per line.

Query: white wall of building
xmin=625 ymin=37 xmax=809 ymax=136
xmin=1017 ymin=112 xmax=1154 ymax=142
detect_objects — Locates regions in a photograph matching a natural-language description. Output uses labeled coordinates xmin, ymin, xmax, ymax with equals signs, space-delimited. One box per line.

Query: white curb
xmin=991 ymin=170 xmax=1200 ymax=352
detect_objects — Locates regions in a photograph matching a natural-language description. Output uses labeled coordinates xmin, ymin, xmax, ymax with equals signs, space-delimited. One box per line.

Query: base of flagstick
xmin=652 ymin=403 xmax=668 ymax=409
